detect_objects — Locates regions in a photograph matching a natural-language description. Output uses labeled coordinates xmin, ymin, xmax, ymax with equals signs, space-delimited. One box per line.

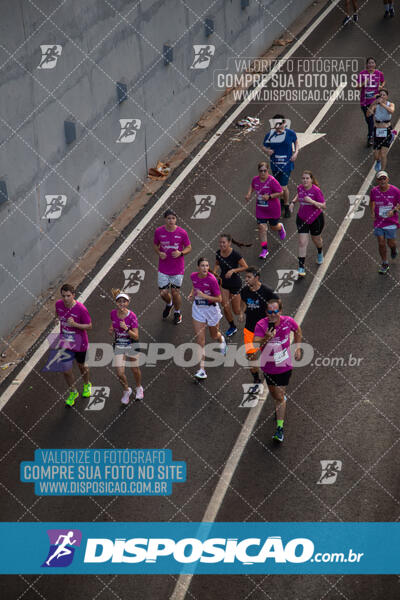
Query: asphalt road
xmin=1 ymin=1 xmax=400 ymax=598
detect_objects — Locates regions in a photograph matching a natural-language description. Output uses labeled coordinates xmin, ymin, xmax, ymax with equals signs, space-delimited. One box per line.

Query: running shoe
xmin=342 ymin=15 xmax=351 ymax=25
xmin=384 ymin=10 xmax=390 ymax=18
xmin=121 ymin=387 xmax=132 ymax=405
xmin=284 ymin=205 xmax=291 ymax=219
xmin=353 ymin=13 xmax=358 ymax=22
xmin=65 ymin=390 xmax=79 ymax=407
xmin=297 ymin=266 xmax=306 ymax=277
xmin=225 ymin=325 xmax=237 ymax=337
xmin=279 ymin=224 xmax=286 ymax=240
xmin=258 ymin=248 xmax=269 ymax=259
xmin=194 ymin=368 xmax=207 ymax=380
xmin=378 ymin=263 xmax=389 ymax=274
xmin=219 ymin=335 xmax=227 ymax=356
xmin=317 ymin=251 xmax=324 ymax=265
xmin=391 ymin=247 xmax=398 ymax=259
xmin=82 ymin=382 xmax=92 ymax=398
xmin=252 ymin=372 xmax=262 ymax=384
xmin=162 ymin=304 xmax=173 ymax=319
xmin=390 ymin=7 xmax=395 ymax=17
xmin=135 ymin=386 xmax=144 ymax=401
xmin=173 ymin=312 xmax=182 ymax=325
xmin=374 ymin=160 xmax=381 ymax=172
xmin=272 ymin=426 xmax=284 ymax=442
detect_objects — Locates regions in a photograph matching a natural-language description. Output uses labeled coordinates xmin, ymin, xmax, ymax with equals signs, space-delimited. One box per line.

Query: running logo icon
xmin=239 ymin=384 xmax=265 ymax=408
xmin=85 ymin=386 xmax=110 ymax=411
xmin=191 ymin=195 xmax=216 ymax=219
xmin=116 ymin=119 xmax=141 ymax=143
xmin=346 ymin=195 xmax=369 ymax=219
xmin=190 ymin=45 xmax=215 ymax=69
xmin=42 ymin=529 xmax=82 ymax=567
xmin=317 ymin=460 xmax=342 ymax=485
xmin=275 ymin=270 xmax=298 ymax=294
xmin=37 ymin=45 xmax=62 ymax=69
xmin=42 ymin=195 xmax=67 ymax=220
xmin=122 ymin=269 xmax=145 ymax=294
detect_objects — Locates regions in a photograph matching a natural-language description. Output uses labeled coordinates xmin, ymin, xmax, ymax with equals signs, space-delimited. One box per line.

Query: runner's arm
xmin=293 ymin=326 xmax=302 ymax=360
xmin=245 ymin=184 xmax=253 ymax=201
xmin=228 ymin=257 xmax=248 ymax=275
xmin=291 ymin=138 xmax=299 ymax=161
xmin=370 ymin=200 xmax=375 ymax=218
xmin=127 ymin=327 xmax=139 ymax=341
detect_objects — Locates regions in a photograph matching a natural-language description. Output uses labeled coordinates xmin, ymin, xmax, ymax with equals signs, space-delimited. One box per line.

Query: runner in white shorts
xmin=154 ymin=209 xmax=192 ymax=324
xmin=109 ymin=289 xmax=143 ymax=403
xmin=189 ymin=258 xmax=227 ymax=380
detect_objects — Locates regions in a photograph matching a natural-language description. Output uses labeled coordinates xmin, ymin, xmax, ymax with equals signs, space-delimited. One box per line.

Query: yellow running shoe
xmin=65 ymin=390 xmax=79 ymax=407
xmin=82 ymin=382 xmax=92 ymax=398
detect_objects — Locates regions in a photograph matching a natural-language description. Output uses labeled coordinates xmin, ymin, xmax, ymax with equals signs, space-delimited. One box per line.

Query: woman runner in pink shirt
xmin=289 ymin=170 xmax=326 ymax=277
xmin=245 ymin=162 xmax=286 ymax=260
xmin=189 ymin=258 xmax=226 ymax=380
xmin=109 ymin=289 xmax=143 ymax=403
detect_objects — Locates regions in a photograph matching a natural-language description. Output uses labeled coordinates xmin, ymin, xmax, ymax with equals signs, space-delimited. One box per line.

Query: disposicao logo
xmin=83 ymin=536 xmax=314 ymax=564
xmin=42 ymin=529 xmax=82 ymax=567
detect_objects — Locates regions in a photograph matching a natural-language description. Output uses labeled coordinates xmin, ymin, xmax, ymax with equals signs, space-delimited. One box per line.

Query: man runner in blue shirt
xmin=263 ymin=114 xmax=299 ymax=218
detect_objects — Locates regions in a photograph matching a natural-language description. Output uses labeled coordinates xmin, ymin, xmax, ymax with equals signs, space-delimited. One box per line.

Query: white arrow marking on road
xmin=296 ymin=81 xmax=347 ymax=149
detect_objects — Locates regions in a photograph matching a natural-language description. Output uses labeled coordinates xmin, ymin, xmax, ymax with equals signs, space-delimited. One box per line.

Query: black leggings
xmin=361 ymin=105 xmax=374 ymax=139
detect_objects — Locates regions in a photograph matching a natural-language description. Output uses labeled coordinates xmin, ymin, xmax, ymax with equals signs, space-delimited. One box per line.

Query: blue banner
xmin=0 ymin=523 xmax=398 ymax=574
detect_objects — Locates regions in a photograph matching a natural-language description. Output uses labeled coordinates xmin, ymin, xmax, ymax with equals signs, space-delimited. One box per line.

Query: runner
xmin=370 ymin=171 xmax=400 ymax=274
xmin=342 ymin=0 xmax=359 ymax=24
xmin=154 ymin=208 xmax=192 ymax=324
xmin=54 ymin=284 xmax=92 ymax=407
xmin=289 ymin=170 xmax=326 ymax=276
xmin=367 ymin=88 xmax=395 ymax=172
xmin=383 ymin=1 xmax=395 ymax=17
xmin=189 ymin=258 xmax=226 ymax=380
xmin=253 ymin=298 xmax=302 ymax=443
xmin=213 ymin=234 xmax=250 ymax=338
xmin=357 ymin=57 xmax=385 ymax=147
xmin=109 ymin=289 xmax=143 ymax=403
xmin=239 ymin=267 xmax=279 ymax=385
xmin=245 ymin=161 xmax=286 ymax=260
xmin=263 ymin=114 xmax=299 ymax=218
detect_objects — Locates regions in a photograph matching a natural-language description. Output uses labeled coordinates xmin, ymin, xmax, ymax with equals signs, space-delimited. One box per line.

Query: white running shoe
xmin=219 ymin=335 xmax=227 ymax=356
xmin=121 ymin=387 xmax=132 ymax=405
xmin=194 ymin=369 xmax=207 ymax=379
xmin=135 ymin=386 xmax=144 ymax=400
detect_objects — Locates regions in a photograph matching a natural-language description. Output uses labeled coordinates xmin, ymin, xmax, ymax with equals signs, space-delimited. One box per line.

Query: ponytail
xmin=111 ymin=288 xmax=122 ymax=300
xmin=220 ymin=233 xmax=252 ymax=248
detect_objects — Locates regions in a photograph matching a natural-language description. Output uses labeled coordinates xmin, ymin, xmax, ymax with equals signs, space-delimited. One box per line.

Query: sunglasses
xmin=259 ymin=169 xmax=268 ymax=172
xmin=267 ymin=309 xmax=280 ymax=314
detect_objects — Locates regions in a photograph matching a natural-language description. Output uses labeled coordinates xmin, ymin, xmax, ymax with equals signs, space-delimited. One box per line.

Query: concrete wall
xmin=0 ymin=0 xmax=314 ymax=340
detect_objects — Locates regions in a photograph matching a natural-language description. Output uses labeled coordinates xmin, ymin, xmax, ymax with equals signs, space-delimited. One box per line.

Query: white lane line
xmin=0 ymin=0 xmax=342 ymax=411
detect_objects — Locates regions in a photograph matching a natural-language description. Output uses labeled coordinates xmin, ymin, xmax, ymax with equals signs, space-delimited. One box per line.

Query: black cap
xmin=164 ymin=208 xmax=177 ymax=218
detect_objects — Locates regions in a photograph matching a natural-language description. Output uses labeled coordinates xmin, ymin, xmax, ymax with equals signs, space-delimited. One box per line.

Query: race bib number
xmin=195 ymin=298 xmax=209 ymax=306
xmin=376 ymin=127 xmax=388 ymax=138
xmin=274 ymin=154 xmax=287 ymax=164
xmin=256 ymin=194 xmax=268 ymax=207
xmin=115 ymin=336 xmax=131 ymax=347
xmin=274 ymin=348 xmax=289 ymax=365
xmin=61 ymin=331 xmax=75 ymax=343
xmin=365 ymin=90 xmax=375 ymax=99
xmin=379 ymin=205 xmax=392 ymax=218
